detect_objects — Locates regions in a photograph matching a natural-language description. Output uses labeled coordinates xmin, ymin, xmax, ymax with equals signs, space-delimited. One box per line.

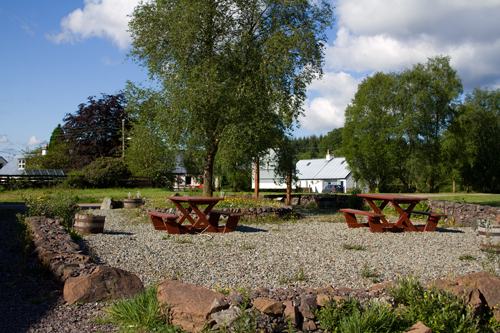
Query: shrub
xmin=81 ymin=157 xmax=131 ymax=188
xmin=21 ymin=191 xmax=80 ymax=230
xmin=62 ymin=170 xmax=87 ymax=188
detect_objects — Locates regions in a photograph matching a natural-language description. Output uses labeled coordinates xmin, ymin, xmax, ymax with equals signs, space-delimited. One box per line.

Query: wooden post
xmin=453 ymin=180 xmax=456 ymax=194
xmin=254 ymin=157 xmax=259 ymax=199
xmin=286 ymin=169 xmax=291 ymax=205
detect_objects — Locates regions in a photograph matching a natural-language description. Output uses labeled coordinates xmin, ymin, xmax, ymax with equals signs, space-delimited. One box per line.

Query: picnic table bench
xmin=340 ymin=208 xmax=403 ymax=233
xmin=402 ymin=210 xmax=446 ymax=232
xmin=208 ymin=210 xmax=244 ymax=233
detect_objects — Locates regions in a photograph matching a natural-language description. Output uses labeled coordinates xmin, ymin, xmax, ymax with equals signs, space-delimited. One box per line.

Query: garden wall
xmin=426 ymin=200 xmax=500 ymax=227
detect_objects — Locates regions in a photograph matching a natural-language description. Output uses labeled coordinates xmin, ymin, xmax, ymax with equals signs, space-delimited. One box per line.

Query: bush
xmin=81 ymin=157 xmax=131 ymax=188
xmin=63 ymin=170 xmax=87 ymax=188
xmin=21 ymin=191 xmax=80 ymax=230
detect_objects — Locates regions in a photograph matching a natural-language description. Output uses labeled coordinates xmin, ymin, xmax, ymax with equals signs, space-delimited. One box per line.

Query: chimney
xmin=41 ymin=144 xmax=48 ymax=156
xmin=326 ymin=149 xmax=334 ymax=161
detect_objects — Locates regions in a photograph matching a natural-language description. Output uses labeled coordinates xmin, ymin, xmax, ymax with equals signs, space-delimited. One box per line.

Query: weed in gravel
xmin=174 ymin=237 xmax=193 ymax=245
xmin=458 ymin=254 xmax=476 ymax=261
xmin=240 ymin=242 xmax=256 ymax=250
xmin=343 ymin=243 xmax=366 ymax=251
xmin=360 ymin=261 xmax=379 ymax=280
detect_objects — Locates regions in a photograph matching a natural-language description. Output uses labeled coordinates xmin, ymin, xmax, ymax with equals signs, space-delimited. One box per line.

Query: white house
xmin=296 ymin=151 xmax=354 ymax=193
xmin=252 ymin=150 xmax=354 ymax=193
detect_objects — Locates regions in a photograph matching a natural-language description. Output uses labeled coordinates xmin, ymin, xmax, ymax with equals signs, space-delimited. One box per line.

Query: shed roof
xmin=0 ymin=155 xmax=24 ymax=175
xmin=296 ymin=156 xmax=350 ymax=180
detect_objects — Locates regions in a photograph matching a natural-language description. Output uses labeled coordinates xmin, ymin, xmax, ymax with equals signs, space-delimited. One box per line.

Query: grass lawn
xmin=427 ymin=194 xmax=500 ymax=207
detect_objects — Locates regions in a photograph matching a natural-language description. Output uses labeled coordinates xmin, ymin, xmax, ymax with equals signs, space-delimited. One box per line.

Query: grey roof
xmin=296 ymin=156 xmax=350 ymax=180
xmin=0 ymin=155 xmax=24 ymax=175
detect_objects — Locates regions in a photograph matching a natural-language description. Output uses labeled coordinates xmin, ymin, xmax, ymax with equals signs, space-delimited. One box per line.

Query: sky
xmin=1 ymin=0 xmax=500 ymax=160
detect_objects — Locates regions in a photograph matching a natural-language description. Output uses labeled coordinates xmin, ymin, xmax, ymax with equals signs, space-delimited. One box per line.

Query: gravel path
xmin=82 ymin=209 xmax=492 ymax=291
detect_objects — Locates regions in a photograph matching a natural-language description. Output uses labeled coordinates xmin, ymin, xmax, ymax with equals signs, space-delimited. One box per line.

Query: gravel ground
xmin=82 ymin=209 xmax=492 ymax=290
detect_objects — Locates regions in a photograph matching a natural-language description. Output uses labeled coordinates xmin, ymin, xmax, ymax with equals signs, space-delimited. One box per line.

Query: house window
xmin=18 ymin=159 xmax=26 ymax=170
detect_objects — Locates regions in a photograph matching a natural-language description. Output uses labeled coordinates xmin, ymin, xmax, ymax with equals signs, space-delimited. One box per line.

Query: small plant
xmin=360 ymin=261 xmax=378 ymax=279
xmin=162 ymin=235 xmax=172 ymax=240
xmin=100 ymin=284 xmax=182 ymax=332
xmin=174 ymin=237 xmax=193 ymax=245
xmin=293 ymin=268 xmax=308 ymax=282
xmin=458 ymin=254 xmax=476 ymax=261
xmin=343 ymin=243 xmax=366 ymax=251
xmin=240 ymin=242 xmax=256 ymax=250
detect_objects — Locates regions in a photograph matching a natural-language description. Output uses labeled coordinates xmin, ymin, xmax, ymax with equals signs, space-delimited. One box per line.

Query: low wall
xmin=144 ymin=206 xmax=294 ymax=219
xmin=426 ymin=200 xmax=500 ymax=228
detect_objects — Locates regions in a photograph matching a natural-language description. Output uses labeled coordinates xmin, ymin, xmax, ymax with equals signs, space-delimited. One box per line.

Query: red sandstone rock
xmin=283 ymin=300 xmax=301 ymax=327
xmin=455 ymin=271 xmax=500 ymax=320
xmin=63 ymin=265 xmax=143 ymax=305
xmin=157 ymin=279 xmax=224 ymax=332
xmin=404 ymin=321 xmax=432 ymax=333
xmin=253 ymin=297 xmax=284 ymax=315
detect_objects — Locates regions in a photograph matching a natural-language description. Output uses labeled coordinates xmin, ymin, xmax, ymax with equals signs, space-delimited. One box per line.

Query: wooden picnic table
xmin=340 ymin=194 xmax=446 ymax=233
xmin=147 ymin=196 xmax=243 ymax=234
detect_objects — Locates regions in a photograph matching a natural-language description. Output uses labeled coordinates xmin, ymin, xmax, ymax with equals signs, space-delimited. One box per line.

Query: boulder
xmin=283 ymin=300 xmax=301 ymax=327
xmin=211 ymin=307 xmax=240 ymax=328
xmin=404 ymin=321 xmax=432 ymax=333
xmin=298 ymin=295 xmax=317 ymax=319
xmin=63 ymin=266 xmax=144 ymax=305
xmin=157 ymin=279 xmax=224 ymax=332
xmin=253 ymin=297 xmax=284 ymax=315
xmin=455 ymin=271 xmax=500 ymax=321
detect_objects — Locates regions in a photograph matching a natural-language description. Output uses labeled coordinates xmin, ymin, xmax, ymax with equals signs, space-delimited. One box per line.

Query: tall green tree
xmin=126 ymin=87 xmax=177 ymax=187
xmin=443 ymin=87 xmax=500 ymax=192
xmin=127 ymin=0 xmax=334 ymax=196
xmin=399 ymin=56 xmax=462 ymax=192
xmin=343 ymin=56 xmax=462 ymax=193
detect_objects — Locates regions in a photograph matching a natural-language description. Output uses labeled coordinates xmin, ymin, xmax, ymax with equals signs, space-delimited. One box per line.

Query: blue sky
xmin=1 ymin=0 xmax=500 ymax=160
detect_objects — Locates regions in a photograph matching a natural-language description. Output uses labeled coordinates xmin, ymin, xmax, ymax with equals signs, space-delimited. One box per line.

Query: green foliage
xmin=317 ymin=276 xmax=482 ymax=333
xmin=343 ymin=56 xmax=462 ymax=193
xmin=342 ymin=243 xmax=365 ymax=251
xmin=102 ymin=284 xmax=183 ymax=332
xmin=80 ymin=157 xmax=131 ymax=188
xmin=62 ymin=171 xmax=87 ymax=188
xmin=389 ymin=276 xmax=479 ymax=333
xmin=127 ymin=0 xmax=334 ymax=196
xmin=443 ymin=87 xmax=500 ymax=193
xmin=21 ymin=191 xmax=80 ymax=230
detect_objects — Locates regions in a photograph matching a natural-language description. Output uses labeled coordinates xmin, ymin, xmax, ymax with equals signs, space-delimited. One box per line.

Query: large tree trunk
xmin=203 ymin=147 xmax=218 ymax=197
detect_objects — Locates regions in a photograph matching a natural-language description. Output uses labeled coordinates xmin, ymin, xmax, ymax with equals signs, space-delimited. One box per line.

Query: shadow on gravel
xmin=0 ymin=209 xmax=62 ymax=333
xmin=236 ymin=225 xmax=268 ymax=233
xmin=102 ymin=230 xmax=135 ymax=235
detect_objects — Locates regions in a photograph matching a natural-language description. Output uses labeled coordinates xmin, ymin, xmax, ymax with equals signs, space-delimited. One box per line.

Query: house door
xmin=185 ymin=176 xmax=191 ymax=185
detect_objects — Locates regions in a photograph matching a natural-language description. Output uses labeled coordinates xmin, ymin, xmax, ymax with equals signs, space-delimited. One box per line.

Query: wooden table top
xmin=357 ymin=193 xmax=426 ymax=202
xmin=166 ymin=196 xmax=224 ymax=203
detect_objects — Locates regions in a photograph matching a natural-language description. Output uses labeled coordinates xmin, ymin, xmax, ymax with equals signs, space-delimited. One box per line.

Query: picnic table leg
xmin=186 ymin=202 xmax=218 ymax=232
xmin=364 ymin=199 xmax=391 ymax=224
xmin=392 ymin=202 xmax=419 ymax=232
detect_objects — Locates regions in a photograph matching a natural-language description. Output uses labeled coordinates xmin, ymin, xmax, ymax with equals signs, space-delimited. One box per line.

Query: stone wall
xmin=426 ymin=200 xmax=500 ymax=228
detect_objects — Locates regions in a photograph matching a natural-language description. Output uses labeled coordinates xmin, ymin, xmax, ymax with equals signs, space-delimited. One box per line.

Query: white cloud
xmin=46 ymin=0 xmax=139 ymax=50
xmin=0 ymin=135 xmax=8 ymax=143
xmin=300 ymin=71 xmax=360 ymax=131
xmin=327 ymin=0 xmax=500 ymax=90
xmin=25 ymin=136 xmax=42 ymax=146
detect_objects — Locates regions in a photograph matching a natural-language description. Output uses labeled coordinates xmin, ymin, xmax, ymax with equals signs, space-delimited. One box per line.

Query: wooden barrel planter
xmin=74 ymin=214 xmax=105 ymax=234
xmin=478 ymin=226 xmax=500 ymax=253
xmin=123 ymin=198 xmax=143 ymax=209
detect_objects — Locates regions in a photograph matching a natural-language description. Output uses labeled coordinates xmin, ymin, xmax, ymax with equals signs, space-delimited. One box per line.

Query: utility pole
xmin=122 ymin=119 xmax=125 ymax=158
xmin=254 ymin=156 xmax=259 ymax=199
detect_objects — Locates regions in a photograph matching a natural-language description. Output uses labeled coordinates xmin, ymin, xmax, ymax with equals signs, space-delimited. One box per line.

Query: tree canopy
xmin=62 ymin=92 xmax=128 ymax=169
xmin=343 ymin=56 xmax=463 ymax=193
xmin=127 ymin=0 xmax=334 ymax=196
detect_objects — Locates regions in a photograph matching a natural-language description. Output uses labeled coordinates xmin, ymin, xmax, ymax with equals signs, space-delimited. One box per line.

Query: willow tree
xmin=128 ymin=0 xmax=333 ymax=196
